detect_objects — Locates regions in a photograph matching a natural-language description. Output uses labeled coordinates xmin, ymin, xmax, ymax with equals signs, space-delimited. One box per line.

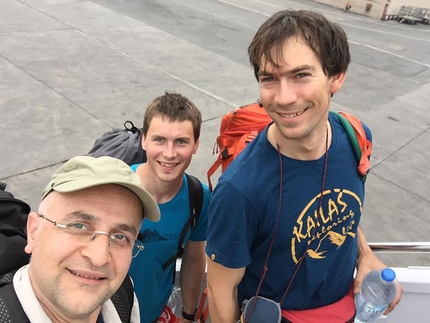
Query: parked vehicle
xmin=418 ymin=8 xmax=430 ymax=24
xmin=398 ymin=6 xmax=429 ymax=24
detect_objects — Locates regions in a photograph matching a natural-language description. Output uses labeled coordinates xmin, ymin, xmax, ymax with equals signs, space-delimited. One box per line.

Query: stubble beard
xmin=37 ymin=273 xmax=111 ymax=321
xmin=268 ymin=103 xmax=314 ymax=141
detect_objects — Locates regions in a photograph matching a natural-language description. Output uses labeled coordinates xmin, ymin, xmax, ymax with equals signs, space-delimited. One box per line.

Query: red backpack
xmin=207 ymin=103 xmax=371 ymax=191
xmin=207 ymin=102 xmax=272 ymax=190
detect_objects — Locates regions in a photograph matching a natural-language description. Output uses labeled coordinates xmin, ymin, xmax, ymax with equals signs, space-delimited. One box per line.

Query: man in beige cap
xmin=0 ymin=156 xmax=160 ymax=323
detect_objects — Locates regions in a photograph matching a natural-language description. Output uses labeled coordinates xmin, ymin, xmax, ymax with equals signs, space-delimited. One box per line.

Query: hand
xmin=354 ymin=251 xmax=403 ymax=315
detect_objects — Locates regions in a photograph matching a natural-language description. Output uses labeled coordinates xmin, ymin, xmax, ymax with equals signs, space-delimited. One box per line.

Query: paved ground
xmin=1 ymin=0 xmax=429 ymax=267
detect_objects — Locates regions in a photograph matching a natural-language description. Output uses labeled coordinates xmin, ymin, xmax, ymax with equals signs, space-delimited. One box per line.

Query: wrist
xmin=181 ymin=307 xmax=196 ymax=321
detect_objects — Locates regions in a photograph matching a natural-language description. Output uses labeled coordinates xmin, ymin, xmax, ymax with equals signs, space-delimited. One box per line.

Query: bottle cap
xmin=381 ymin=268 xmax=396 ymax=282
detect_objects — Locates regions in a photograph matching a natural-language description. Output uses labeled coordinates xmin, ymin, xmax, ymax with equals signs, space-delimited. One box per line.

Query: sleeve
xmin=205 ymin=177 xmax=258 ymax=269
xmin=130 ymin=163 xmax=140 ymax=173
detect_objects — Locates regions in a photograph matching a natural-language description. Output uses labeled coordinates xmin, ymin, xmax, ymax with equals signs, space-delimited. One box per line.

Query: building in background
xmin=315 ymin=0 xmax=430 ymax=21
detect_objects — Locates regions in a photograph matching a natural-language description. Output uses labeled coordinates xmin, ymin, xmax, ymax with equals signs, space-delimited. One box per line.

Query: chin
xmin=57 ymin=293 xmax=107 ymax=318
xmin=157 ymin=172 xmax=181 ymax=183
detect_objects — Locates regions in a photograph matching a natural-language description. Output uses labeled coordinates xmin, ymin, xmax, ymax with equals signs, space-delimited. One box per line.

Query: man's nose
xmin=163 ymin=142 xmax=177 ymax=158
xmin=273 ymin=79 xmax=298 ymax=107
xmin=80 ymin=231 xmax=111 ymax=267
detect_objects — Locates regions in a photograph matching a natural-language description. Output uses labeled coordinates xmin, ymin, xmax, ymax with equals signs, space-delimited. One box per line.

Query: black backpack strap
xmin=185 ymin=174 xmax=204 ymax=230
xmin=0 ymin=271 xmax=16 ymax=288
xmin=110 ymin=274 xmax=134 ymax=323
xmin=0 ymin=282 xmax=31 ymax=323
xmin=162 ymin=174 xmax=203 ymax=271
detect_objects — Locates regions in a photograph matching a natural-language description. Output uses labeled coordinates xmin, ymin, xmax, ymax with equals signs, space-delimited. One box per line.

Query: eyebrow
xmin=150 ymin=134 xmax=165 ymax=139
xmin=176 ymin=137 xmax=191 ymax=142
xmin=258 ymin=65 xmax=316 ymax=77
xmin=63 ymin=211 xmax=138 ymax=236
xmin=116 ymin=223 xmax=138 ymax=237
xmin=151 ymin=134 xmax=191 ymax=142
xmin=63 ymin=211 xmax=95 ymax=222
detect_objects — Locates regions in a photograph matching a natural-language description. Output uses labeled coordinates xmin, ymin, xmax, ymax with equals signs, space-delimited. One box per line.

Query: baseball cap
xmin=41 ymin=156 xmax=160 ymax=222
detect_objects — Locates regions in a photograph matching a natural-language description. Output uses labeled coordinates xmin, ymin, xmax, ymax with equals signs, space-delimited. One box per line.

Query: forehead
xmin=43 ymin=185 xmax=143 ymax=223
xmin=147 ymin=115 xmax=194 ymax=137
xmin=260 ymin=37 xmax=321 ymax=72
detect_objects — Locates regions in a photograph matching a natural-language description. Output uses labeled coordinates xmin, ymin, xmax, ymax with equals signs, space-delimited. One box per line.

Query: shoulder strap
xmin=0 ymin=283 xmax=31 ymax=323
xmin=162 ymin=174 xmax=203 ymax=271
xmin=207 ymin=155 xmax=223 ymax=192
xmin=0 ymin=271 xmax=16 ymax=288
xmin=110 ymin=274 xmax=134 ymax=323
xmin=330 ymin=111 xmax=372 ymax=182
xmin=185 ymin=173 xmax=204 ymax=231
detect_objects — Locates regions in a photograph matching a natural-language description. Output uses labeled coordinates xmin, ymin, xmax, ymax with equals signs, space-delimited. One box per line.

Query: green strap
xmin=329 ymin=111 xmax=362 ymax=163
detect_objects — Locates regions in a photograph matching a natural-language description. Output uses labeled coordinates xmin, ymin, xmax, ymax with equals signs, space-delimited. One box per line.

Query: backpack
xmin=88 ymin=123 xmax=204 ymax=273
xmin=207 ymin=102 xmax=272 ymax=190
xmin=0 ymin=185 xmax=30 ymax=276
xmin=207 ymin=102 xmax=372 ymax=190
xmin=0 ymin=183 xmax=135 ymax=323
xmin=88 ymin=121 xmax=146 ymax=166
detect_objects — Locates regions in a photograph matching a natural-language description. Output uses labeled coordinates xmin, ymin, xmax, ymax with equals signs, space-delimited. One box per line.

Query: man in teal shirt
xmin=129 ymin=92 xmax=210 ymax=323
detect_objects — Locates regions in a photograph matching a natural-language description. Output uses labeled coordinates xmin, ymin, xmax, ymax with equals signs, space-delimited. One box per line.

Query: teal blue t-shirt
xmin=128 ymin=165 xmax=210 ymax=323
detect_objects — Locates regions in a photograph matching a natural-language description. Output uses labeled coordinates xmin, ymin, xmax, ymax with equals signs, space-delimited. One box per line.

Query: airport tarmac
xmin=1 ymin=0 xmax=429 ymax=267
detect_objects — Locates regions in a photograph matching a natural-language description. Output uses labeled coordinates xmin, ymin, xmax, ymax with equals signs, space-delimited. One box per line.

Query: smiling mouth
xmin=70 ymin=270 xmax=105 ymax=280
xmin=280 ymin=108 xmax=308 ymax=118
xmin=159 ymin=162 xmax=180 ymax=168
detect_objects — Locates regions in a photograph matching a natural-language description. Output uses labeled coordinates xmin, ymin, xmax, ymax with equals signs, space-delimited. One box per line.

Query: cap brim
xmin=47 ymin=179 xmax=160 ymax=222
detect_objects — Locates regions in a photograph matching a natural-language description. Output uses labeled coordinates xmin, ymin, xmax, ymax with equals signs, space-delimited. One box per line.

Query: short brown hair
xmin=248 ymin=10 xmax=350 ymax=79
xmin=142 ymin=92 xmax=202 ymax=141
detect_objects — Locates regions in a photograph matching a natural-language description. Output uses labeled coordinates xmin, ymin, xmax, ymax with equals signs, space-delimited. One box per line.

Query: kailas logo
xmin=291 ymin=188 xmax=362 ymax=264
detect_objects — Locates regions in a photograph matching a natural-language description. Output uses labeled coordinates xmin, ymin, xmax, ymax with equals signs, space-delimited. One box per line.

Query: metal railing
xmin=369 ymin=242 xmax=430 ymax=253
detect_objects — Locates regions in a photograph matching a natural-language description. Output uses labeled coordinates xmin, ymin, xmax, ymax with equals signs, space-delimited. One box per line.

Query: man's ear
xmin=25 ymin=212 xmax=41 ymax=254
xmin=329 ymin=72 xmax=346 ymax=95
xmin=141 ymin=134 xmax=147 ymax=151
xmin=193 ymin=139 xmax=200 ymax=154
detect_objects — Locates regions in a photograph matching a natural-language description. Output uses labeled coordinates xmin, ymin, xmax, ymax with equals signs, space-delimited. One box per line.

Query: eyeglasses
xmin=39 ymin=214 xmax=144 ymax=258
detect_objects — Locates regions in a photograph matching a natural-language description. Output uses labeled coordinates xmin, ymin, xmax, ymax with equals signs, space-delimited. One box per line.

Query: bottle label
xmin=363 ymin=302 xmax=387 ymax=314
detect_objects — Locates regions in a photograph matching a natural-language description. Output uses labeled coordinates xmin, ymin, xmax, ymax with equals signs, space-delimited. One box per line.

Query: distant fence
xmin=369 ymin=242 xmax=430 ymax=253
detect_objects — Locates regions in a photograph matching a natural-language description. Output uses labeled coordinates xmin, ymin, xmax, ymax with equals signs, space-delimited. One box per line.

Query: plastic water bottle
xmin=354 ymin=268 xmax=397 ymax=323
xmin=167 ymin=286 xmax=182 ymax=317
